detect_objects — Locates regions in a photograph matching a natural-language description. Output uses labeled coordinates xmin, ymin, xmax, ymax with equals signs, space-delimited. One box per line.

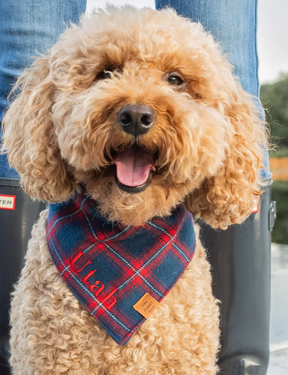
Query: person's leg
xmin=0 ymin=1 xmax=86 ymax=373
xmin=0 ymin=0 xmax=87 ymax=124
xmin=155 ymin=1 xmax=272 ymax=374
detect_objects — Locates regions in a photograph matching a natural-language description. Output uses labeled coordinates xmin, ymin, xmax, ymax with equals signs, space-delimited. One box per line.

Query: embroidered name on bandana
xmin=47 ymin=192 xmax=195 ymax=345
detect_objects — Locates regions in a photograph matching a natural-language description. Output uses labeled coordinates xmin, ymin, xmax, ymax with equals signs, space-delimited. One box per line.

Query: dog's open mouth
xmin=112 ymin=144 xmax=156 ymax=193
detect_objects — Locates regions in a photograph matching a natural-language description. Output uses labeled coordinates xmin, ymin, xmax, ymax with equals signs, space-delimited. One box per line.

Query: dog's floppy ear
xmin=185 ymin=83 xmax=267 ymax=229
xmin=2 ymin=56 xmax=76 ymax=202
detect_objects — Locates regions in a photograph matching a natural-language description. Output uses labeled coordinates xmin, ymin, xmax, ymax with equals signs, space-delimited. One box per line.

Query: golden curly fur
xmin=2 ymin=6 xmax=267 ymax=375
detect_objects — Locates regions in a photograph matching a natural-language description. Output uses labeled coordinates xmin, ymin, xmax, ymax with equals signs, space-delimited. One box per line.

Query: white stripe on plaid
xmin=47 ymin=196 xmax=89 ymax=236
xmin=148 ymin=220 xmax=191 ymax=262
xmin=172 ymin=243 xmax=190 ymax=263
xmin=82 ymin=205 xmax=132 ymax=241
xmin=47 ymin=195 xmax=130 ymax=242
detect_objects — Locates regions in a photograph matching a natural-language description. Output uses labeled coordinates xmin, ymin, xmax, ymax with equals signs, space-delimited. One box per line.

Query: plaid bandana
xmin=47 ymin=191 xmax=195 ymax=345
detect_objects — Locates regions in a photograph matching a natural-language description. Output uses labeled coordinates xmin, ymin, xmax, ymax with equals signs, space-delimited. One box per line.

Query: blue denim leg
xmin=156 ymin=0 xmax=271 ymax=182
xmin=0 ymin=0 xmax=86 ymax=179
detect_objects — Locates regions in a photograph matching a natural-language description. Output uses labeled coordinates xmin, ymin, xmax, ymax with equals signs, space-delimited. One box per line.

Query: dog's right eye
xmin=96 ymin=67 xmax=115 ymax=80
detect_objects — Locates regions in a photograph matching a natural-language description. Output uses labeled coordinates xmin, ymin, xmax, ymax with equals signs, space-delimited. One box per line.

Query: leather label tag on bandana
xmin=133 ymin=293 xmax=160 ymax=319
xmin=47 ymin=191 xmax=195 ymax=346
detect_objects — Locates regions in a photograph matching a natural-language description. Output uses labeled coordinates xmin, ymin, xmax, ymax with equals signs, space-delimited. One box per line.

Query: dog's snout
xmin=118 ymin=105 xmax=155 ymax=137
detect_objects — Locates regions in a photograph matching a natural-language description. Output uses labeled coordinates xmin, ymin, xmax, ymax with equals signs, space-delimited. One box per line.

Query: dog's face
xmin=2 ymin=7 xmax=266 ymax=227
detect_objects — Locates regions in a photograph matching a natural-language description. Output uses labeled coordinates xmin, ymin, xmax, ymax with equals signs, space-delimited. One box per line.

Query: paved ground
xmin=268 ymin=348 xmax=288 ymax=375
xmin=267 ymin=243 xmax=288 ymax=375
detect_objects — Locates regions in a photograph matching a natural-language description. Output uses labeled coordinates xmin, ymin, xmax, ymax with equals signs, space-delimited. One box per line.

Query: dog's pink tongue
xmin=114 ymin=145 xmax=155 ymax=187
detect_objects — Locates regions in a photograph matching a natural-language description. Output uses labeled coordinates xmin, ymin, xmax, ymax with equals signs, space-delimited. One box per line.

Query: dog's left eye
xmin=167 ymin=75 xmax=184 ymax=86
xmin=164 ymin=72 xmax=186 ymax=90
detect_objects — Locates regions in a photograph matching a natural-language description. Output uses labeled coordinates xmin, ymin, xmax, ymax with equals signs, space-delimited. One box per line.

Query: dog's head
xmin=2 ymin=7 xmax=267 ymax=226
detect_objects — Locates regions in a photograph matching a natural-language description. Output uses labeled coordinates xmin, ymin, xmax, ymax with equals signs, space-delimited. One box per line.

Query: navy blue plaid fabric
xmin=47 ymin=191 xmax=195 ymax=345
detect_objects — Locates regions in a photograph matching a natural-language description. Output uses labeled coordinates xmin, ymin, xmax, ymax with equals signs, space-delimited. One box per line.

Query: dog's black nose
xmin=118 ymin=105 xmax=155 ymax=137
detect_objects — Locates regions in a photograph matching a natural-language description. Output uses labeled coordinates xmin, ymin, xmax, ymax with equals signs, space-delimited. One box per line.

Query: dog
xmin=2 ymin=6 xmax=266 ymax=375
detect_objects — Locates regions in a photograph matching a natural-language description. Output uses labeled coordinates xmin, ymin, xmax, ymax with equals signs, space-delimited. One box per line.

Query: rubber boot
xmin=0 ymin=178 xmax=46 ymax=374
xmin=200 ymin=185 xmax=275 ymax=375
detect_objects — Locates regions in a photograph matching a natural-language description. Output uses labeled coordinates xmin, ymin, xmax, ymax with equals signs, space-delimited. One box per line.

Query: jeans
xmin=0 ymin=0 xmax=271 ymax=181
xmin=0 ymin=0 xmax=86 ymax=179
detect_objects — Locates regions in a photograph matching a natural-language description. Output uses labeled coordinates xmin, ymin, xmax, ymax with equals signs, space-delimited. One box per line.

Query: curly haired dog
xmin=2 ymin=6 xmax=266 ymax=375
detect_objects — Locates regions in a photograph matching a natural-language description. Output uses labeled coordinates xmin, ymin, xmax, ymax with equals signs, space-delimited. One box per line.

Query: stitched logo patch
xmin=0 ymin=194 xmax=16 ymax=210
xmin=133 ymin=293 xmax=160 ymax=319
